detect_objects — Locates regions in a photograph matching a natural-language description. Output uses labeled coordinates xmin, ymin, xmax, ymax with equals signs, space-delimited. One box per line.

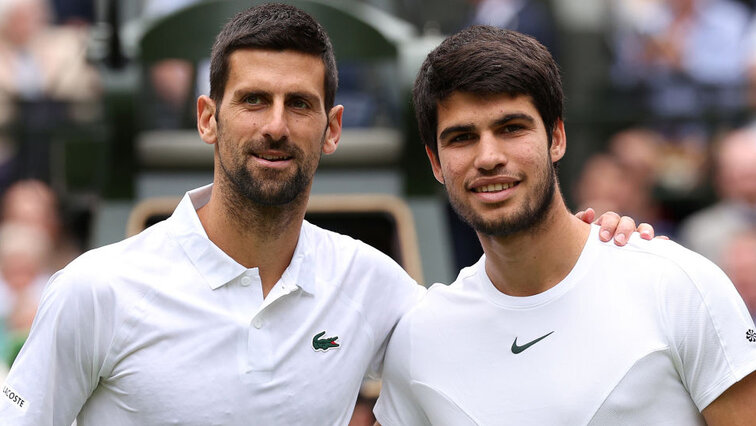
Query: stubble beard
xmin=216 ymin=122 xmax=324 ymax=208
xmin=447 ymin=158 xmax=558 ymax=238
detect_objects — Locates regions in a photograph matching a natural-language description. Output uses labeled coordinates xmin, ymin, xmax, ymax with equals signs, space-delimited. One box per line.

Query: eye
xmin=289 ymin=98 xmax=310 ymax=109
xmin=500 ymin=124 xmax=524 ymax=134
xmin=243 ymin=94 xmax=263 ymax=105
xmin=449 ymin=133 xmax=475 ymax=143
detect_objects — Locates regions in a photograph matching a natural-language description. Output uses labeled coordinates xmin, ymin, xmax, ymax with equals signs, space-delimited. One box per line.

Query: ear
xmin=322 ymin=105 xmax=343 ymax=155
xmin=549 ymin=119 xmax=566 ymax=162
xmin=197 ymin=95 xmax=217 ymax=145
xmin=425 ymin=145 xmax=445 ymax=184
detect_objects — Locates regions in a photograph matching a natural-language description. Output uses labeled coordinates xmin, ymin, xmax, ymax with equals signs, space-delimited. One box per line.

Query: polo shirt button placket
xmin=241 ymin=276 xmax=252 ymax=287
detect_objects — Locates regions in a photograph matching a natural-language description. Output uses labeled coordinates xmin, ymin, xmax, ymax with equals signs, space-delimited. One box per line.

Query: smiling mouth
xmin=253 ymin=153 xmax=292 ymax=161
xmin=472 ymin=182 xmax=517 ymax=193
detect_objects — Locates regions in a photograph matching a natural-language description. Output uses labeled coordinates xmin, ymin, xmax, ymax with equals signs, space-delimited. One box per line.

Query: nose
xmin=261 ymin=101 xmax=289 ymax=141
xmin=473 ymin=132 xmax=507 ymax=171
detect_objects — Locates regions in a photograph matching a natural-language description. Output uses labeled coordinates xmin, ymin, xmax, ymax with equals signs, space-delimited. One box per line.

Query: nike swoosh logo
xmin=511 ymin=331 xmax=554 ymax=354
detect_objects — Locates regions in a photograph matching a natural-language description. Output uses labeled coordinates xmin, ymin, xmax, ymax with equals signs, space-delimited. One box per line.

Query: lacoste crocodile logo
xmin=312 ymin=331 xmax=340 ymax=351
xmin=511 ymin=331 xmax=554 ymax=354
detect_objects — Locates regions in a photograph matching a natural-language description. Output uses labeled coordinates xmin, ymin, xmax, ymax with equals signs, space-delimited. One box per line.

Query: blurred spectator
xmin=0 ymin=180 xmax=75 ymax=368
xmin=608 ymin=127 xmax=663 ymax=190
xmin=609 ymin=0 xmax=750 ymax=118
xmin=574 ymin=153 xmax=635 ymax=217
xmin=574 ymin=128 xmax=676 ymax=234
xmin=1 ymin=179 xmax=78 ymax=270
xmin=0 ymin=223 xmax=50 ymax=330
xmin=679 ymin=128 xmax=756 ymax=263
xmin=0 ymin=0 xmax=101 ymax=185
xmin=721 ymin=228 xmax=756 ymax=321
xmin=0 ymin=222 xmax=51 ymax=367
xmin=0 ymin=0 xmax=100 ymax=121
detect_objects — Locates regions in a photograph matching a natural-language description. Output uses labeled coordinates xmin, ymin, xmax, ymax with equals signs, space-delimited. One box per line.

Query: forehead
xmin=436 ymin=92 xmax=542 ymax=130
xmin=225 ymin=48 xmax=326 ymax=98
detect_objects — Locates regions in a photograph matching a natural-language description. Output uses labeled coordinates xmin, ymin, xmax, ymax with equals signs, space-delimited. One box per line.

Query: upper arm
xmin=362 ymin=250 xmax=425 ymax=379
xmin=373 ymin=312 xmax=430 ymax=426
xmin=702 ymin=371 xmax=756 ymax=425
xmin=0 ymin=267 xmax=114 ymax=424
xmin=659 ymin=249 xmax=756 ymax=410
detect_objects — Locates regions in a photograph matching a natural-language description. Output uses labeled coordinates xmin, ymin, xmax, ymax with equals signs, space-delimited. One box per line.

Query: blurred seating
xmin=0 ymin=0 xmax=102 ymax=194
xmin=126 ymin=193 xmax=424 ymax=283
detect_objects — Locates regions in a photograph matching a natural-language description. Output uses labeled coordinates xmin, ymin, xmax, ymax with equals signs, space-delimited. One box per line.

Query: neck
xmin=197 ymin=182 xmax=309 ymax=298
xmin=478 ymin=195 xmax=591 ymax=297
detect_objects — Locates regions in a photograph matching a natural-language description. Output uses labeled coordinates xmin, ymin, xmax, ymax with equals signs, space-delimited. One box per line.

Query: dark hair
xmin=209 ymin=3 xmax=338 ymax=110
xmin=413 ymin=26 xmax=563 ymax=154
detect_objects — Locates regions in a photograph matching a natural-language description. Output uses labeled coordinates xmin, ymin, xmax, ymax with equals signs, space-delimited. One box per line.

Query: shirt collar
xmin=281 ymin=221 xmax=316 ymax=295
xmin=166 ymin=184 xmax=316 ymax=294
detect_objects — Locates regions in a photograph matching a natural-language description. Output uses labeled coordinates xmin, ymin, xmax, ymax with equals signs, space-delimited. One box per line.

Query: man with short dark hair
xmin=375 ymin=26 xmax=756 ymax=425
xmin=0 ymin=5 xmax=425 ymax=424
xmin=0 ymin=6 xmax=647 ymax=425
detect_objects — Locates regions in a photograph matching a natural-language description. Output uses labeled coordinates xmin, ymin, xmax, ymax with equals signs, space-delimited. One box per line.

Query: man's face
xmin=202 ymin=49 xmax=341 ymax=206
xmin=427 ymin=93 xmax=564 ymax=237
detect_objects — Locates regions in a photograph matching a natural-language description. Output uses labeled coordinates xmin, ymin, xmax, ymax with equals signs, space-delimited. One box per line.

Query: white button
xmin=253 ymin=318 xmax=263 ymax=329
xmin=241 ymin=276 xmax=252 ymax=287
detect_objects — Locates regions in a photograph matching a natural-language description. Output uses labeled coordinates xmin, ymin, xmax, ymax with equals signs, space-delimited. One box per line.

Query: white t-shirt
xmin=0 ymin=185 xmax=425 ymax=425
xmin=375 ymin=225 xmax=756 ymax=425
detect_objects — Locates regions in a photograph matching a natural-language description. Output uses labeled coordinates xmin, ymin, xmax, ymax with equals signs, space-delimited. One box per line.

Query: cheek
xmin=293 ymin=117 xmax=327 ymax=142
xmin=518 ymin=146 xmax=550 ymax=169
xmin=439 ymin=160 xmax=468 ymax=187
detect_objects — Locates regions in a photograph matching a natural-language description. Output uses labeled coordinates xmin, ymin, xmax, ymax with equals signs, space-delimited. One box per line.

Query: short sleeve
xmin=660 ymin=250 xmax=756 ymax=410
xmin=0 ymin=266 xmax=115 ymax=425
xmin=362 ymin=251 xmax=426 ymax=379
xmin=373 ymin=312 xmax=431 ymax=426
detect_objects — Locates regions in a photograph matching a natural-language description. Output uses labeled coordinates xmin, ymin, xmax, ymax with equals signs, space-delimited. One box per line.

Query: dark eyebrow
xmin=233 ymin=89 xmax=269 ymax=100
xmin=287 ymin=91 xmax=321 ymax=106
xmin=439 ymin=124 xmax=475 ymax=142
xmin=492 ymin=113 xmax=536 ymax=127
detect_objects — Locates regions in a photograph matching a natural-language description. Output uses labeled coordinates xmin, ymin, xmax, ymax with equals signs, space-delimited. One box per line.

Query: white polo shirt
xmin=0 ymin=184 xmax=425 ymax=425
xmin=375 ymin=225 xmax=756 ymax=425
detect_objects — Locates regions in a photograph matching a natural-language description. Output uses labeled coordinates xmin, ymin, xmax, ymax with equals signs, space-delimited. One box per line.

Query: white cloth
xmin=0 ymin=184 xmax=425 ymax=425
xmin=375 ymin=225 xmax=756 ymax=425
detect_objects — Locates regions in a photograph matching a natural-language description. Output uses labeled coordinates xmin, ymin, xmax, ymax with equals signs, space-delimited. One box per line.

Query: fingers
xmin=589 ymin=211 xmax=666 ymax=245
xmin=576 ymin=207 xmax=595 ymax=224
xmin=595 ymin=211 xmax=620 ymax=242
xmin=612 ymin=216 xmax=637 ymax=246
xmin=638 ymin=223 xmax=654 ymax=240
xmin=595 ymin=212 xmax=637 ymax=246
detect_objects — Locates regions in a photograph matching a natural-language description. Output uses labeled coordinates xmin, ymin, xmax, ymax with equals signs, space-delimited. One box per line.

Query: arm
xmin=702 ymin=371 xmax=756 ymax=425
xmin=577 ymin=208 xmax=663 ymax=246
xmin=373 ymin=314 xmax=431 ymax=426
xmin=0 ymin=268 xmax=109 ymax=424
xmin=658 ymin=248 xmax=756 ymax=423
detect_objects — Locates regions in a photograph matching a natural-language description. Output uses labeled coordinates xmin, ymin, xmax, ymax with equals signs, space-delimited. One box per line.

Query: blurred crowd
xmin=0 ymin=0 xmax=99 ymax=189
xmin=0 ymin=179 xmax=81 ymax=380
xmin=0 ymin=0 xmax=94 ymax=378
xmin=1 ymin=0 xmax=756 ymax=422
